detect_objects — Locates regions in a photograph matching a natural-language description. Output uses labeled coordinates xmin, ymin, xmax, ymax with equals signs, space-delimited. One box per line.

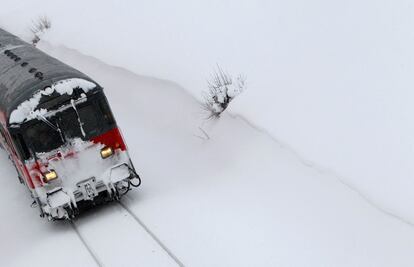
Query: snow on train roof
xmin=0 ymin=28 xmax=101 ymax=124
xmin=9 ymin=78 xmax=96 ymax=124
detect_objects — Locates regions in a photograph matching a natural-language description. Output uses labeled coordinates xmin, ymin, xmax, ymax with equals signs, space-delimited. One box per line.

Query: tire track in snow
xmin=117 ymin=201 xmax=185 ymax=267
xmin=70 ymin=221 xmax=103 ymax=267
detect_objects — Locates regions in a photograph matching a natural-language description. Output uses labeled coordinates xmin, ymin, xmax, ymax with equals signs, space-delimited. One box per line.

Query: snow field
xmin=2 ymin=0 xmax=414 ymax=225
xmin=17 ymin=43 xmax=414 ymax=266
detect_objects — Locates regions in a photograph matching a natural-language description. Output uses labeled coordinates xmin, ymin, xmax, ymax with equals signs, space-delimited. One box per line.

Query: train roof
xmin=0 ymin=28 xmax=101 ymax=125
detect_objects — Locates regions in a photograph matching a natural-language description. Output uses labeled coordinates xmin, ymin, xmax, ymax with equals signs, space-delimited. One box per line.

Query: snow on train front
xmin=8 ymin=78 xmax=141 ymax=220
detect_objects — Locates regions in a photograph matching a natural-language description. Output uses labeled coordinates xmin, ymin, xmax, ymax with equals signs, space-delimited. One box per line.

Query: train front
xmin=9 ymin=78 xmax=140 ymax=220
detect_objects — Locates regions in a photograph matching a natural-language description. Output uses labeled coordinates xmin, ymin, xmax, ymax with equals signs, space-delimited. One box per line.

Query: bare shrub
xmin=30 ymin=16 xmax=52 ymax=46
xmin=202 ymin=66 xmax=246 ymax=119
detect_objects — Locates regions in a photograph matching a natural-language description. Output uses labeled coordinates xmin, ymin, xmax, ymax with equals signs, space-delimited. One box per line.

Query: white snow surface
xmin=1 ymin=0 xmax=413 ymax=222
xmin=9 ymin=78 xmax=96 ymax=123
xmin=0 ymin=43 xmax=414 ymax=266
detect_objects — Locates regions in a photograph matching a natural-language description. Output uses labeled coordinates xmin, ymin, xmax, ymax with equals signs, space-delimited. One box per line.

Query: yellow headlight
xmin=44 ymin=170 xmax=58 ymax=183
xmin=100 ymin=146 xmax=114 ymax=159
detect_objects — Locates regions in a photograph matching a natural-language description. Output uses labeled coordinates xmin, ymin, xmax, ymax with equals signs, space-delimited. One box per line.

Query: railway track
xmin=117 ymin=202 xmax=185 ymax=267
xmin=70 ymin=221 xmax=102 ymax=267
xmin=69 ymin=200 xmax=184 ymax=267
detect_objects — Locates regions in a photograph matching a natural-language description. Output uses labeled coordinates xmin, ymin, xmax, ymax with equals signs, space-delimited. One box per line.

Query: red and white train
xmin=0 ymin=28 xmax=141 ymax=220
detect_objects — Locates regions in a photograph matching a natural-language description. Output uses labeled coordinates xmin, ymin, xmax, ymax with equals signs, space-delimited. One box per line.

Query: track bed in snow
xmin=71 ymin=202 xmax=180 ymax=266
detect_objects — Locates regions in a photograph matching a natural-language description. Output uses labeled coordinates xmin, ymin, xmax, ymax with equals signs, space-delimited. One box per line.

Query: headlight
xmin=44 ymin=170 xmax=58 ymax=183
xmin=101 ymin=146 xmax=114 ymax=159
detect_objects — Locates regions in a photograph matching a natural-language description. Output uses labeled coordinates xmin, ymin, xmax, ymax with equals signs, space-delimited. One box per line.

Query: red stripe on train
xmin=91 ymin=127 xmax=126 ymax=151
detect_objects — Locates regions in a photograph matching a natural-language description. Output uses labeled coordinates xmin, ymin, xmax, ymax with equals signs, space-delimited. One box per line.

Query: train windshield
xmin=25 ymin=119 xmax=64 ymax=153
xmin=17 ymin=94 xmax=115 ymax=157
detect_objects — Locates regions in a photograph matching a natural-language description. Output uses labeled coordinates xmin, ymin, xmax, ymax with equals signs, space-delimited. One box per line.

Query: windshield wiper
xmin=37 ymin=113 xmax=58 ymax=131
xmin=36 ymin=114 xmax=65 ymax=143
xmin=71 ymin=99 xmax=86 ymax=137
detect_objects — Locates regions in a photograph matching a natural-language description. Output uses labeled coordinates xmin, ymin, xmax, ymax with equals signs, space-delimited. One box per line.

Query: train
xmin=0 ymin=28 xmax=141 ymax=220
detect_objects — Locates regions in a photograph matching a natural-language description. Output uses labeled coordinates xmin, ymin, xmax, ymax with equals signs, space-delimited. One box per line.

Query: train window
xmin=59 ymin=108 xmax=83 ymax=139
xmin=97 ymin=96 xmax=115 ymax=126
xmin=58 ymin=102 xmax=102 ymax=140
xmin=25 ymin=121 xmax=64 ymax=153
xmin=78 ymin=104 xmax=100 ymax=137
xmin=17 ymin=94 xmax=116 ymax=154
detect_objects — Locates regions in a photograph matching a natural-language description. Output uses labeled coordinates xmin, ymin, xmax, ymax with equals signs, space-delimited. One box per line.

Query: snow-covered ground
xmin=2 ymin=0 xmax=414 ymax=222
xmin=1 ymin=43 xmax=414 ymax=266
xmin=1 ymin=2 xmax=414 ymax=265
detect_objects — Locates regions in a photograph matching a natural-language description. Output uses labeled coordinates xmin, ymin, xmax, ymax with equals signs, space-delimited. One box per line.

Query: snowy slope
xmin=1 ymin=0 xmax=414 ymax=222
xmin=1 ymin=43 xmax=414 ymax=266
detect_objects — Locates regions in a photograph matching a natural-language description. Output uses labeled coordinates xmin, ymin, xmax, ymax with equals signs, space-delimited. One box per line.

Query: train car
xmin=0 ymin=28 xmax=141 ymax=220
